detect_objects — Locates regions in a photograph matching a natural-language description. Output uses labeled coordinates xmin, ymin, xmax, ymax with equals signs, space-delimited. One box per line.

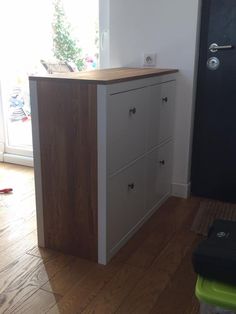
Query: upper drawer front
xmin=147 ymin=81 xmax=175 ymax=150
xmin=107 ymin=88 xmax=147 ymax=174
xmin=159 ymin=81 xmax=176 ymax=144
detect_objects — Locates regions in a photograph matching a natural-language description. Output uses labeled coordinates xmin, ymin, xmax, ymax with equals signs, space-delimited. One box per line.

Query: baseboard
xmin=172 ymin=182 xmax=191 ymax=199
xmin=3 ymin=153 xmax=33 ymax=167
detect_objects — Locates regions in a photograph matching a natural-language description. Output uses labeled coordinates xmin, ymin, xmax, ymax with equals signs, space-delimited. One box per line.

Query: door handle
xmin=209 ymin=43 xmax=233 ymax=52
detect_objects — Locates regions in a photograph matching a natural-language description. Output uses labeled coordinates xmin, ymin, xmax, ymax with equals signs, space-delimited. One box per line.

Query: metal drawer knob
xmin=128 ymin=183 xmax=135 ymax=190
xmin=129 ymin=107 xmax=136 ymax=115
xmin=162 ymin=97 xmax=168 ymax=103
xmin=159 ymin=160 xmax=165 ymax=165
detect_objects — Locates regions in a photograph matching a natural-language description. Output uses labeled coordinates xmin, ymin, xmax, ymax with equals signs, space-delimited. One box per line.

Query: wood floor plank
xmin=0 ymin=254 xmax=44 ymax=313
xmin=0 ymin=253 xmax=42 ymax=290
xmin=0 ymin=230 xmax=37 ymax=272
xmin=9 ymin=289 xmax=61 ymax=314
xmin=116 ymin=199 xmax=200 ymax=314
xmin=0 ymin=163 xmax=203 ymax=313
xmin=116 ymin=234 xmax=197 ymax=314
xmin=47 ymin=263 xmax=120 ymax=314
xmin=0 ymin=215 xmax=36 ymax=253
xmin=149 ymin=240 xmax=199 ymax=314
xmin=0 ymin=167 xmax=34 ymax=203
xmin=0 ymin=191 xmax=36 ymax=254
xmin=26 ymin=246 xmax=60 ymax=260
xmin=123 ymin=197 xmax=200 ymax=269
xmin=32 ymin=254 xmax=75 ymax=286
xmin=112 ymin=197 xmax=181 ymax=265
xmin=0 ymin=252 xmax=74 ymax=313
xmin=0 ymin=194 xmax=35 ymax=222
xmin=81 ymin=264 xmax=144 ymax=314
xmin=41 ymin=257 xmax=95 ymax=296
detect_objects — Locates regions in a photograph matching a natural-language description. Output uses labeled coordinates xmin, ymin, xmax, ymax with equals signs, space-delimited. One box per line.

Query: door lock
xmin=207 ymin=57 xmax=220 ymax=71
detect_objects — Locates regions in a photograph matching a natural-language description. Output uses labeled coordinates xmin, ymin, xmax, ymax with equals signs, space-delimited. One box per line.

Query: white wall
xmin=99 ymin=0 xmax=110 ymax=68
xmin=103 ymin=0 xmax=201 ymax=197
xmin=0 ymin=84 xmax=5 ymax=161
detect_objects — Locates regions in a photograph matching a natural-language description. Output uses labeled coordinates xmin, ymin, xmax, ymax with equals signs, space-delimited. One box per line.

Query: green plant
xmin=52 ymin=0 xmax=85 ymax=70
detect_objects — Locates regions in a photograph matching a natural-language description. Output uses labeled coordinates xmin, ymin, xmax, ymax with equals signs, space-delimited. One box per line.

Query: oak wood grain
xmin=36 ymin=80 xmax=98 ymax=260
xmin=150 ymin=240 xmax=199 ymax=314
xmin=116 ymin=198 xmax=201 ymax=314
xmin=0 ymin=163 xmax=202 ymax=313
xmin=0 ymin=231 xmax=37 ymax=272
xmin=0 ymin=253 xmax=73 ymax=313
xmin=116 ymin=234 xmax=198 ymax=314
xmin=112 ymin=197 xmax=198 ymax=269
xmin=26 ymin=245 xmax=60 ymax=260
xmin=41 ymin=257 xmax=95 ymax=296
xmin=0 ymin=215 xmax=36 ymax=253
xmin=12 ymin=289 xmax=61 ymax=314
xmin=29 ymin=67 xmax=178 ymax=84
xmin=81 ymin=264 xmax=144 ymax=314
xmin=111 ymin=197 xmax=180 ymax=265
xmin=47 ymin=263 xmax=120 ymax=314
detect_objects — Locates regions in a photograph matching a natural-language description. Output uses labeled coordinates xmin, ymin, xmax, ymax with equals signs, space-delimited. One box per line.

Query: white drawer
xmin=146 ymin=141 xmax=172 ymax=210
xmin=147 ymin=84 xmax=161 ymax=150
xmin=107 ymin=88 xmax=147 ymax=174
xmin=107 ymin=158 xmax=146 ymax=250
xmin=147 ymin=81 xmax=175 ymax=150
xmin=159 ymin=81 xmax=175 ymax=144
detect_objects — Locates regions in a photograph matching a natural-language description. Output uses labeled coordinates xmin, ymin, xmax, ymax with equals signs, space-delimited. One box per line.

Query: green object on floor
xmin=196 ymin=276 xmax=236 ymax=311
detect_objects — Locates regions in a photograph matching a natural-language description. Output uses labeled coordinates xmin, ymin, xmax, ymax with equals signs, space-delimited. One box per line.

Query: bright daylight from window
xmin=0 ymin=0 xmax=99 ymax=154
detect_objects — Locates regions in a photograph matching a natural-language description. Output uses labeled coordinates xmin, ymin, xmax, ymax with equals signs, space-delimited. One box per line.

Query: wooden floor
xmin=0 ymin=163 xmax=201 ymax=314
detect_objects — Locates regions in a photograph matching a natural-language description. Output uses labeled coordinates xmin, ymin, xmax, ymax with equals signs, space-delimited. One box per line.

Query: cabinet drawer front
xmin=146 ymin=141 xmax=172 ymax=209
xmin=147 ymin=84 xmax=161 ymax=150
xmin=107 ymin=88 xmax=147 ymax=174
xmin=147 ymin=81 xmax=175 ymax=150
xmin=108 ymin=158 xmax=146 ymax=250
xmin=159 ymin=81 xmax=175 ymax=143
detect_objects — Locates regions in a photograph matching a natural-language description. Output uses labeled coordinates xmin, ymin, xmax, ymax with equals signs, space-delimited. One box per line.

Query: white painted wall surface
xmin=99 ymin=0 xmax=110 ymax=68
xmin=103 ymin=0 xmax=201 ymax=197
xmin=0 ymin=85 xmax=5 ymax=161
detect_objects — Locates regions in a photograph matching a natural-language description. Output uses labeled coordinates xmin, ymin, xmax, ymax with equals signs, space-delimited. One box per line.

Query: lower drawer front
xmin=108 ymin=158 xmax=146 ymax=250
xmin=146 ymin=141 xmax=172 ymax=210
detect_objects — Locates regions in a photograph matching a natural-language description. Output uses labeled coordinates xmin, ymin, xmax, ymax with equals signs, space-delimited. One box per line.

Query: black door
xmin=191 ymin=0 xmax=236 ymax=202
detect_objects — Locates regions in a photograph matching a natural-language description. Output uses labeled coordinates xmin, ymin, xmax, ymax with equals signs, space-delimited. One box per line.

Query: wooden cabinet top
xmin=29 ymin=67 xmax=178 ymax=85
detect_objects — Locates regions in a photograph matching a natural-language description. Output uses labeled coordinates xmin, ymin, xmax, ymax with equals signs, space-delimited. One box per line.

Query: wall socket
xmin=143 ymin=53 xmax=157 ymax=67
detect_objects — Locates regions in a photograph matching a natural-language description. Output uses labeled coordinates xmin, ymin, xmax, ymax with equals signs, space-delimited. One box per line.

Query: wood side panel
xmin=36 ymin=80 xmax=98 ymax=261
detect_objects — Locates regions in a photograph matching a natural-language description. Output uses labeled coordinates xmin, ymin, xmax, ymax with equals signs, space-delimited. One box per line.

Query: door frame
xmin=189 ymin=0 xmax=204 ymax=191
xmin=0 ymin=80 xmax=33 ymax=167
xmin=0 ymin=83 xmax=5 ymax=162
xmin=190 ymin=0 xmax=236 ymax=199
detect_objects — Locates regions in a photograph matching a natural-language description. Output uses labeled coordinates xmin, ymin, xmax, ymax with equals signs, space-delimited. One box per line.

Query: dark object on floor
xmin=0 ymin=188 xmax=13 ymax=194
xmin=193 ymin=219 xmax=236 ymax=285
xmin=191 ymin=200 xmax=236 ymax=236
